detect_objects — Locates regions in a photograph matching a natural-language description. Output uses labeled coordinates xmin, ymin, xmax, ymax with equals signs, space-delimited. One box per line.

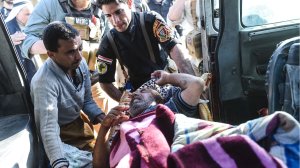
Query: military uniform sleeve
xmin=145 ymin=12 xmax=180 ymax=53
xmin=96 ymin=35 xmax=117 ymax=83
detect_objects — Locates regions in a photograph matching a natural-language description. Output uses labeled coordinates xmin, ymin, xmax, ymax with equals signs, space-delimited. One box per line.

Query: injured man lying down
xmin=93 ymin=70 xmax=300 ymax=168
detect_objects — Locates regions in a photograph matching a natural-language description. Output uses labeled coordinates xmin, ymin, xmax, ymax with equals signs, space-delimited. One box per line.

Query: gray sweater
xmin=31 ymin=58 xmax=103 ymax=167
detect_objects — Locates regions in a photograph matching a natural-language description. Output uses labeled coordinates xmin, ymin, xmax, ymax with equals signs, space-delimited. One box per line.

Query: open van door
xmin=201 ymin=0 xmax=300 ymax=124
xmin=0 ymin=14 xmax=40 ymax=167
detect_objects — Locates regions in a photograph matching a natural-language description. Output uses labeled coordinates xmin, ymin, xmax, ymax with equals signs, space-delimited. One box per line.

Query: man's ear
xmin=47 ymin=51 xmax=55 ymax=58
xmin=127 ymin=0 xmax=132 ymax=9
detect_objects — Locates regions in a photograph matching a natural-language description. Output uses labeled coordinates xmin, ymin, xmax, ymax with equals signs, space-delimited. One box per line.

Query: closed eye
xmin=78 ymin=43 xmax=83 ymax=51
xmin=105 ymin=14 xmax=112 ymax=18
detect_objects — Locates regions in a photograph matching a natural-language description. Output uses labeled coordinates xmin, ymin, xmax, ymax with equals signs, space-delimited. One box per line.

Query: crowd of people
xmin=1 ymin=0 xmax=299 ymax=168
xmin=0 ymin=0 xmax=202 ymax=166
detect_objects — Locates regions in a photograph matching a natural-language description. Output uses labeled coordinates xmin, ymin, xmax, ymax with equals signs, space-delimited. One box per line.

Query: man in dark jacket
xmin=96 ymin=0 xmax=195 ymax=102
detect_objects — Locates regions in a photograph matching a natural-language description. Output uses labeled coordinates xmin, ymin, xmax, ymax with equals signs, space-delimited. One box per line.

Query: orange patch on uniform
xmin=153 ymin=20 xmax=172 ymax=43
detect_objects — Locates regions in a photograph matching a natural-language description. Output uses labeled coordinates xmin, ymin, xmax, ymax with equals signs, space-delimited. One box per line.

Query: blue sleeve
xmin=22 ymin=0 xmax=66 ymax=58
xmin=81 ymin=60 xmax=104 ymax=123
xmin=165 ymin=88 xmax=198 ymax=118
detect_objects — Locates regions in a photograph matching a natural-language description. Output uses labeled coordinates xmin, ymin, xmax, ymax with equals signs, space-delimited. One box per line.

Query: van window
xmin=213 ymin=0 xmax=219 ymax=30
xmin=242 ymin=0 xmax=300 ymax=27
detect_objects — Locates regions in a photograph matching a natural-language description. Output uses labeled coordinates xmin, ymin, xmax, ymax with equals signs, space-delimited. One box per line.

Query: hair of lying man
xmin=149 ymin=89 xmax=165 ymax=104
xmin=130 ymin=88 xmax=165 ymax=105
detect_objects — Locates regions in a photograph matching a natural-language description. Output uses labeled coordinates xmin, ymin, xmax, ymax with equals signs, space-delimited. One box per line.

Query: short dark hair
xmin=149 ymin=89 xmax=165 ymax=104
xmin=96 ymin=0 xmax=128 ymax=9
xmin=42 ymin=21 xmax=79 ymax=52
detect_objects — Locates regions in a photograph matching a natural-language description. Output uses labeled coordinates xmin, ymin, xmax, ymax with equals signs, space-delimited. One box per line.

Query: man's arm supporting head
xmin=93 ymin=104 xmax=130 ymax=168
xmin=151 ymin=70 xmax=211 ymax=106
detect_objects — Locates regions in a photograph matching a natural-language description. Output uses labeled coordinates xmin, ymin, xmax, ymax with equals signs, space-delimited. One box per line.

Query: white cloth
xmin=167 ymin=0 xmax=200 ymax=29
xmin=5 ymin=0 xmax=33 ymax=22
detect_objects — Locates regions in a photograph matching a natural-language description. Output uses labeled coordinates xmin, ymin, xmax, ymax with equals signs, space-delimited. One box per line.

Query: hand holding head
xmin=199 ymin=73 xmax=212 ymax=91
xmin=119 ymin=90 xmax=132 ymax=105
xmin=151 ymin=70 xmax=170 ymax=86
xmin=101 ymin=104 xmax=130 ymax=128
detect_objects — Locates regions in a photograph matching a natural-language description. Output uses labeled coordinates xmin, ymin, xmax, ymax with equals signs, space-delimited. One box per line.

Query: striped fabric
xmin=168 ymin=135 xmax=286 ymax=168
xmin=107 ymin=105 xmax=299 ymax=168
xmin=171 ymin=111 xmax=300 ymax=168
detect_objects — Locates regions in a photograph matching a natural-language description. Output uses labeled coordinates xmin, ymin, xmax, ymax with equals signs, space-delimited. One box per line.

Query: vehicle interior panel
xmin=0 ymin=114 xmax=36 ymax=167
xmin=0 ymin=15 xmax=39 ymax=168
xmin=211 ymin=0 xmax=300 ymax=124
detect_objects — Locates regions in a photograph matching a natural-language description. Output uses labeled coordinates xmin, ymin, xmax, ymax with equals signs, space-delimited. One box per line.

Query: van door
xmin=202 ymin=0 xmax=300 ymax=124
xmin=0 ymin=14 xmax=40 ymax=167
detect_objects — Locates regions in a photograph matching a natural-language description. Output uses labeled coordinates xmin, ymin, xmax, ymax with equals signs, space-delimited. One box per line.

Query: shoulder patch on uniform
xmin=97 ymin=55 xmax=112 ymax=64
xmin=97 ymin=61 xmax=108 ymax=75
xmin=153 ymin=19 xmax=172 ymax=43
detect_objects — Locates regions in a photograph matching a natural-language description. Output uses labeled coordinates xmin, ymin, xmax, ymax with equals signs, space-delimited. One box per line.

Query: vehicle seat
xmin=266 ymin=36 xmax=300 ymax=121
xmin=282 ymin=43 xmax=299 ymax=120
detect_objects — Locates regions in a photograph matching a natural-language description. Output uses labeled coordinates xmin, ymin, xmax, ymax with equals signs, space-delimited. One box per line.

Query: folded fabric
xmin=168 ymin=135 xmax=286 ymax=168
xmin=172 ymin=115 xmax=232 ymax=152
xmin=172 ymin=111 xmax=300 ymax=167
xmin=109 ymin=104 xmax=175 ymax=168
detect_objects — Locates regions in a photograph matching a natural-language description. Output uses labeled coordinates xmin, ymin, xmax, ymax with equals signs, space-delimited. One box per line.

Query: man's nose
xmin=112 ymin=14 xmax=120 ymax=24
xmin=131 ymin=91 xmax=139 ymax=97
xmin=75 ymin=50 xmax=82 ymax=61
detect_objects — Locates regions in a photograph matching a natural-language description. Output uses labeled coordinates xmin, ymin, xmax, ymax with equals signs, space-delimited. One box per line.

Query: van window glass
xmin=242 ymin=0 xmax=300 ymax=27
xmin=213 ymin=0 xmax=219 ymax=30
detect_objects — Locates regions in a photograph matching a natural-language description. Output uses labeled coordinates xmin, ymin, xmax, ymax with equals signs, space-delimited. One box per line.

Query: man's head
xmin=70 ymin=0 xmax=90 ymax=10
xmin=2 ymin=0 xmax=14 ymax=8
xmin=97 ymin=0 xmax=132 ymax=32
xmin=43 ymin=21 xmax=82 ymax=71
xmin=128 ymin=88 xmax=164 ymax=117
xmin=5 ymin=0 xmax=33 ymax=25
xmin=3 ymin=0 xmax=14 ymax=5
xmin=16 ymin=4 xmax=32 ymax=25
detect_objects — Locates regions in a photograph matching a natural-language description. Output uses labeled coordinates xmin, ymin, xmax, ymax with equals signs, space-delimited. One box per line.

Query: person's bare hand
xmin=151 ymin=70 xmax=170 ymax=86
xmin=101 ymin=105 xmax=130 ymax=128
xmin=199 ymin=73 xmax=212 ymax=91
xmin=10 ymin=31 xmax=26 ymax=45
xmin=119 ymin=90 xmax=132 ymax=105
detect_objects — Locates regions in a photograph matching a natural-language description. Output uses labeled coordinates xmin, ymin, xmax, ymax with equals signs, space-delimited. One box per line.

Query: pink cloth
xmin=167 ymin=135 xmax=286 ymax=168
xmin=109 ymin=104 xmax=175 ymax=168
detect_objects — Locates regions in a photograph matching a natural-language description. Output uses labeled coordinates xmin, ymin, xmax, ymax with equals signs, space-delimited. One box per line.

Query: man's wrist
xmin=95 ymin=113 xmax=106 ymax=124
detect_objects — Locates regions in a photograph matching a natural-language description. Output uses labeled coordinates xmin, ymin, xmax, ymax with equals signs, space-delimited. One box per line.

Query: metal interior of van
xmin=0 ymin=14 xmax=39 ymax=168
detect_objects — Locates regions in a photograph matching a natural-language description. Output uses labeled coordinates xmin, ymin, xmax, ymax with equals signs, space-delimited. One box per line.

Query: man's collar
xmin=123 ymin=12 xmax=136 ymax=38
xmin=128 ymin=12 xmax=135 ymax=33
xmin=141 ymin=104 xmax=158 ymax=115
